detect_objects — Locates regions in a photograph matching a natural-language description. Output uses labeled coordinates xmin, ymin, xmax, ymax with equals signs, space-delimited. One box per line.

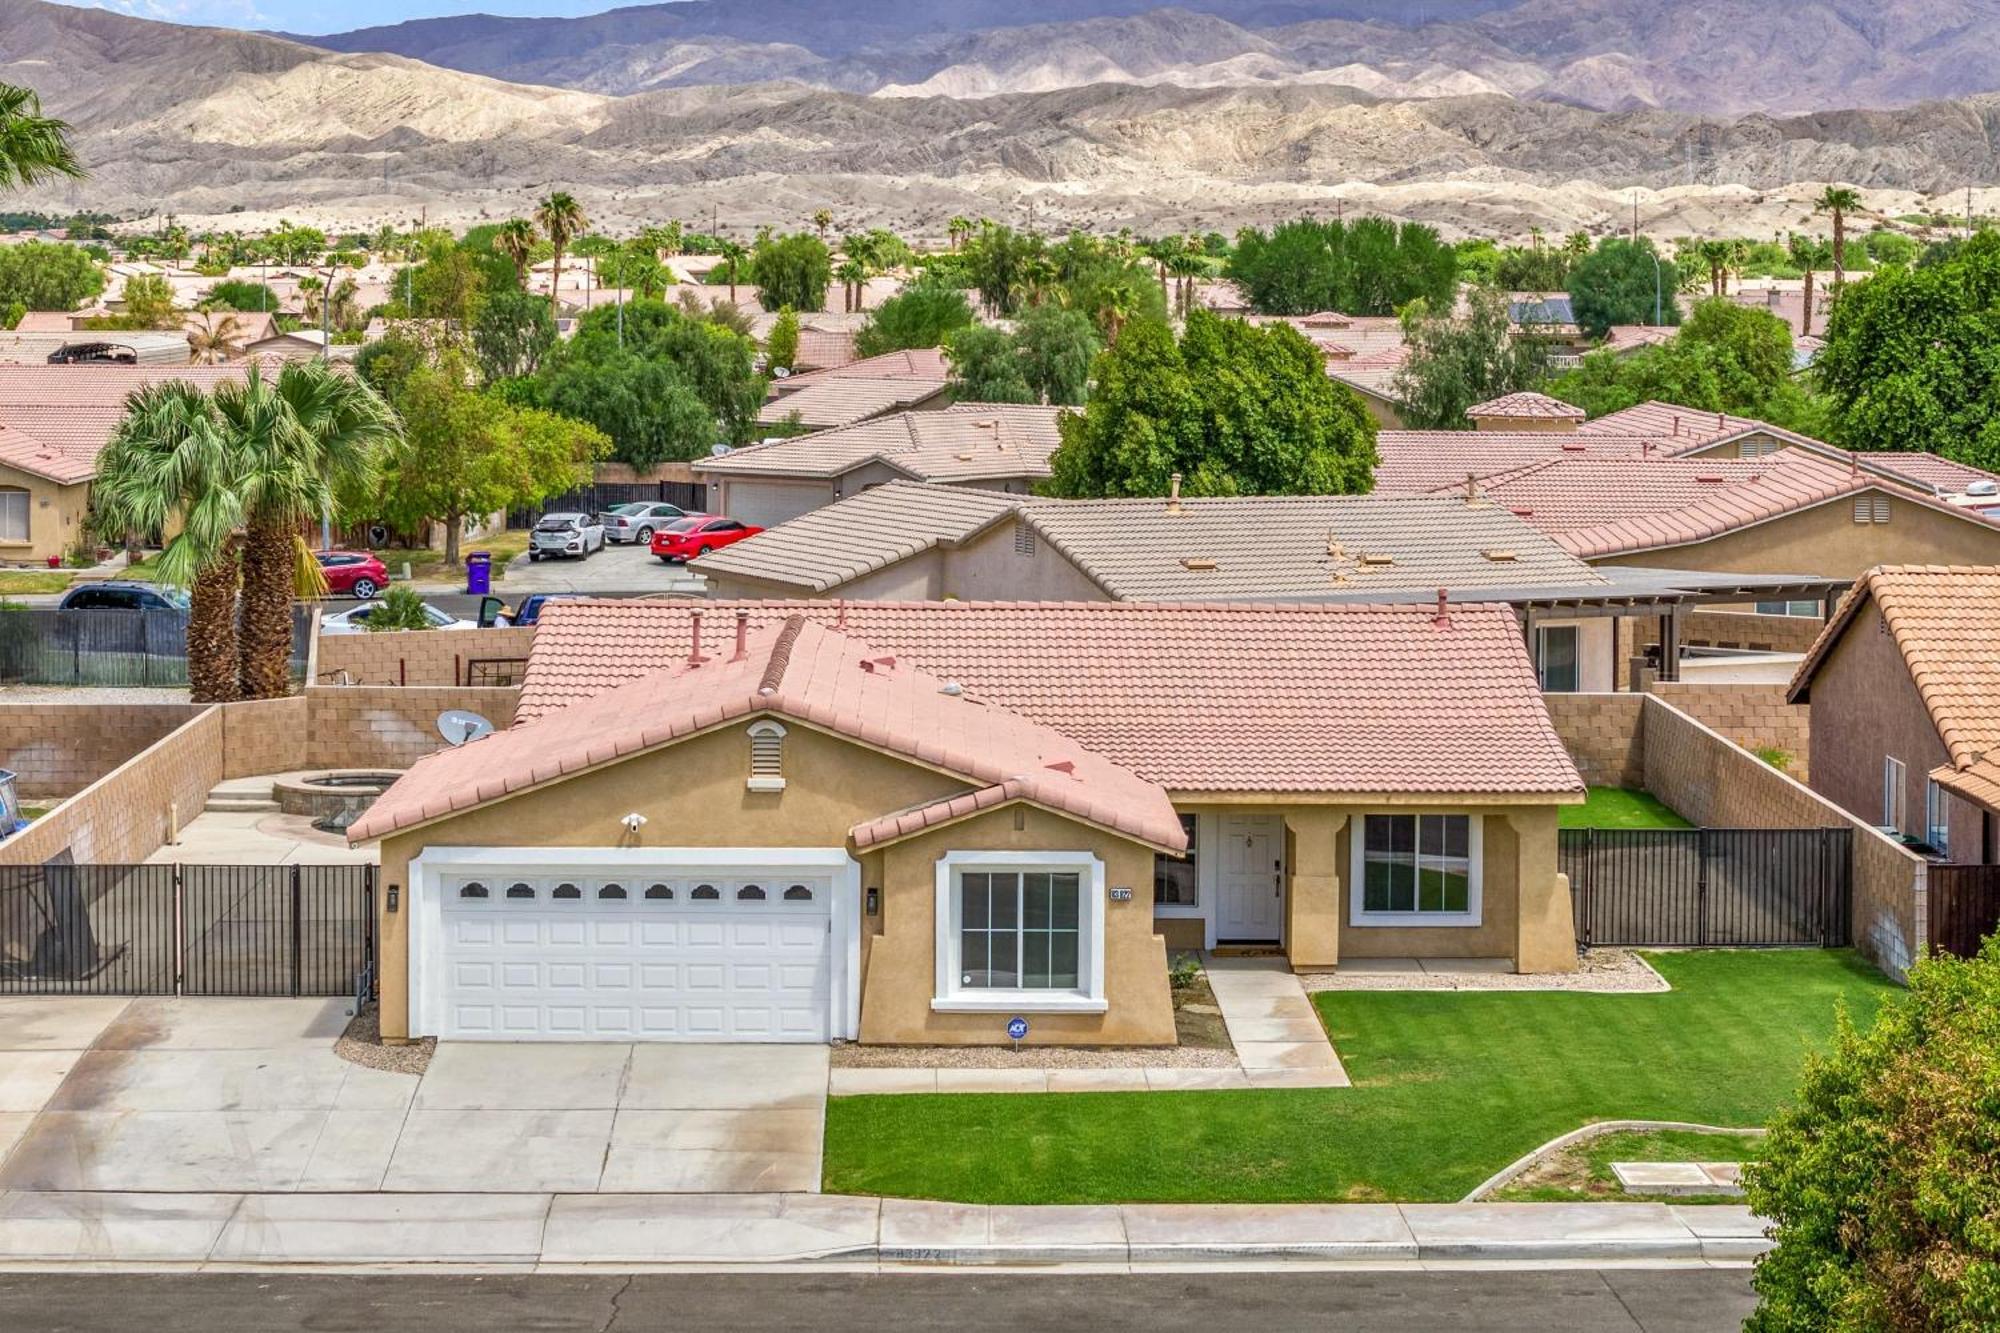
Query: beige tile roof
xmin=1467 ymin=391 xmax=1586 ymax=421
xmin=350 ymin=614 xmax=1186 ymax=851
xmin=694 ymin=482 xmax=1021 ymax=591
xmin=772 ymin=347 xmax=951 ymax=394
xmin=516 ymin=599 xmax=1584 ymax=798
xmin=757 ymin=376 xmax=952 ymax=430
xmin=1853 ymin=452 xmax=2000 ymax=496
xmin=0 ymin=365 xmax=256 ymax=482
xmin=700 ymin=404 xmax=1065 ymax=483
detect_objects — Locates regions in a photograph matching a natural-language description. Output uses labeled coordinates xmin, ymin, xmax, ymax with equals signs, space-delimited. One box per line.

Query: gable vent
xmin=1852 ymin=495 xmax=1891 ymax=524
xmin=747 ymin=720 xmax=787 ymax=792
xmin=1013 ymin=518 xmax=1036 ymax=556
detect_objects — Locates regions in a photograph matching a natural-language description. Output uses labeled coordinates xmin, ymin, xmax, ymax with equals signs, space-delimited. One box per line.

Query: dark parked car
xmin=57 ymin=582 xmax=189 ymax=613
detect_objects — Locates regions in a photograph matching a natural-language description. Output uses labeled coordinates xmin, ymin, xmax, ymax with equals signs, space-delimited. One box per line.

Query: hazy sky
xmin=62 ymin=0 xmax=633 ymax=35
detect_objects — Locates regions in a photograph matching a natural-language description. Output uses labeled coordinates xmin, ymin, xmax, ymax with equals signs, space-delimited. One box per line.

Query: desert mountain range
xmin=6 ymin=0 xmax=2000 ymax=237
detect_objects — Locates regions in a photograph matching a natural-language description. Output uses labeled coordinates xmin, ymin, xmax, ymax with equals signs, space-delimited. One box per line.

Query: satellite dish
xmin=772 ymin=366 xmax=791 ymax=378
xmin=437 ymin=710 xmax=495 ymax=747
xmin=710 ymin=443 xmax=730 ymax=456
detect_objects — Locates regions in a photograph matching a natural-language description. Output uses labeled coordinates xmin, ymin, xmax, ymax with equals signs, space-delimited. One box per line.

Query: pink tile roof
xmin=349 ymin=614 xmax=1187 ymax=851
xmin=516 ymin=600 xmax=1583 ymax=798
xmin=0 ymin=365 xmax=255 ymax=483
xmin=699 ymin=404 xmax=1063 ymax=484
xmin=1853 ymin=452 xmax=2000 ymax=496
xmin=773 ymin=347 xmax=950 ymax=393
xmin=1573 ymin=401 xmax=1790 ymax=451
xmin=1467 ymin=391 xmax=1586 ymax=421
xmin=1372 ymin=431 xmax=1662 ymax=495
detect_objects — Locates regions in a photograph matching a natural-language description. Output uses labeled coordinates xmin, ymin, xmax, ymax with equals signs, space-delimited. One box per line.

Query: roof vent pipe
xmin=1166 ymin=472 xmax=1183 ymax=515
xmin=730 ymin=610 xmax=749 ymax=662
xmin=1672 ymin=415 xmax=1681 ymax=436
xmin=1433 ymin=587 xmax=1451 ymax=628
xmin=1464 ymin=472 xmax=1481 ymax=504
xmin=688 ymin=610 xmax=707 ymax=666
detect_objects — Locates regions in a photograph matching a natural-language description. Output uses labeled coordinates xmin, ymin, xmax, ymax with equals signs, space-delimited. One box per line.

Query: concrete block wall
xmin=0 ymin=703 xmax=205 ymax=798
xmin=1685 ymin=610 xmax=1829 ymax=654
xmin=306 ymin=686 xmax=520 ymax=770
xmin=314 ymin=627 xmax=536 ymax=688
xmin=1650 ymin=682 xmax=1812 ymax=781
xmin=1542 ymin=693 xmax=1645 ymax=789
xmin=219 ymin=697 xmax=311 ymax=778
xmin=0 ymin=707 xmax=224 ymax=865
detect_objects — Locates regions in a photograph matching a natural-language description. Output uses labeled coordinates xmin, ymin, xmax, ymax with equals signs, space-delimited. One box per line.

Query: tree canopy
xmin=1391 ymin=288 xmax=1552 ymax=430
xmin=854 ymin=281 xmax=975 ymax=358
xmin=473 ymin=286 xmax=557 ymax=383
xmin=1225 ymin=217 xmax=1457 ymax=317
xmin=750 ymin=232 xmax=832 ymax=313
xmin=1551 ymin=298 xmax=1821 ymax=432
xmin=1566 ymin=237 xmax=1680 ymax=339
xmin=1045 ymin=311 xmax=1377 ymax=498
xmin=0 ymin=240 xmax=102 ymax=312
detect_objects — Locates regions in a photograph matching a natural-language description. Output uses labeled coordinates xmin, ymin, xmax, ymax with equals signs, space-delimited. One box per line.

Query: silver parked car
xmin=601 ymin=501 xmax=695 ymax=544
xmin=528 ymin=511 xmax=606 ymax=561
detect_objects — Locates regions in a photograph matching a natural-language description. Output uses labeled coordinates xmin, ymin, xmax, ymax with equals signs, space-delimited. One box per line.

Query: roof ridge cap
xmin=757 ymin=615 xmax=809 ymax=694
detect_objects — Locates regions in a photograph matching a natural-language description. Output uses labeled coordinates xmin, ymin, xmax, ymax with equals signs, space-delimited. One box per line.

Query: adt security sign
xmin=1006 ymin=1016 xmax=1029 ymax=1043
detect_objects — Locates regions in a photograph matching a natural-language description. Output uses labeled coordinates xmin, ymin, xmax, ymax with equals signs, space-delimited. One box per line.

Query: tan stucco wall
xmin=1595 ymin=489 xmax=2000 ymax=579
xmin=858 ymin=804 xmax=1173 ymax=1046
xmin=374 ymin=718 xmax=1172 ymax=1044
xmin=1470 ymin=415 xmax=1576 ymax=433
xmin=0 ymin=468 xmax=91 ymax=565
xmin=944 ymin=519 xmax=1113 ymax=603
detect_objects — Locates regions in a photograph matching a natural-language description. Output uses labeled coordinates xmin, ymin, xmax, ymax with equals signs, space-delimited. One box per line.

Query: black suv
xmin=57 ymin=582 xmax=190 ymax=612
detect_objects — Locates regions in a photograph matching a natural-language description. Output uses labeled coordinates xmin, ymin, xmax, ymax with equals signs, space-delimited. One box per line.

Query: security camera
xmin=621 ymin=812 xmax=648 ymax=832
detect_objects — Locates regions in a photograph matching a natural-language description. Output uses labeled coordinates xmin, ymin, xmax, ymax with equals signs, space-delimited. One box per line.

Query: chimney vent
xmin=729 ymin=610 xmax=750 ymax=662
xmin=1464 ymin=472 xmax=1482 ymax=504
xmin=1433 ymin=588 xmax=1452 ymax=628
xmin=687 ymin=610 xmax=708 ymax=666
xmin=1166 ymin=472 xmax=1183 ymax=515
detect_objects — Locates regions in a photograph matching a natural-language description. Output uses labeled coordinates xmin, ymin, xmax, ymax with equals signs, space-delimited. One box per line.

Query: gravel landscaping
xmin=334 ymin=1003 xmax=435 ymax=1076
xmin=1301 ymin=947 xmax=1669 ymax=994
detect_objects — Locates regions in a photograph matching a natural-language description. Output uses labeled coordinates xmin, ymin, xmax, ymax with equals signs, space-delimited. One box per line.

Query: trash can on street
xmin=465 ymin=551 xmax=492 ymax=596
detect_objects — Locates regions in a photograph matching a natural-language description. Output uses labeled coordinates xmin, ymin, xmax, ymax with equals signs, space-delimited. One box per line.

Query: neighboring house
xmin=1244 ymin=313 xmax=1411 ymax=427
xmin=1466 ymin=391 xmax=1587 ymax=433
xmin=0 ymin=332 xmax=191 ymax=367
xmin=14 ymin=310 xmax=277 ymax=358
xmin=1788 ymin=566 xmax=2000 ymax=863
xmin=243 ymin=328 xmax=357 ymax=362
xmin=0 ymin=365 xmax=253 ymax=563
xmin=749 ymin=309 xmax=866 ymax=373
xmin=694 ymin=479 xmax=1842 ymax=693
xmin=348 ymin=599 xmax=1585 ymax=1046
xmin=757 ymin=347 xmax=954 ymax=431
xmin=695 ymin=404 xmax=1065 ymax=527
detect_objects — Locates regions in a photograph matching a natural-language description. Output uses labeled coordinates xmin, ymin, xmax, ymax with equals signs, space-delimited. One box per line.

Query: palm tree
xmin=1093 ymin=272 xmax=1146 ymax=345
xmin=948 ymin=215 xmax=973 ymax=251
xmin=495 ymin=217 xmax=538 ymax=289
xmin=0 ymin=82 xmax=84 ymax=191
xmin=1816 ymin=185 xmax=1863 ymax=292
xmin=718 ymin=239 xmax=747 ymax=302
xmin=835 ymin=258 xmax=867 ymax=314
xmin=187 ymin=307 xmax=244 ymax=365
xmin=1564 ymin=230 xmax=1591 ymax=259
xmin=216 ymin=363 xmax=397 ymax=699
xmin=812 ymin=209 xmax=833 ymax=241
xmin=533 ymin=192 xmax=587 ymax=315
xmin=93 ymin=383 xmax=242 ymax=702
xmin=1787 ymin=233 xmax=1835 ymax=337
xmin=1696 ymin=240 xmax=1733 ymax=297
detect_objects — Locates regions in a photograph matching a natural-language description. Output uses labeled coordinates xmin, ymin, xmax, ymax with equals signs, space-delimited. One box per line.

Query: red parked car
xmin=315 ymin=549 xmax=391 ymax=599
xmin=652 ymin=515 xmax=763 ymax=564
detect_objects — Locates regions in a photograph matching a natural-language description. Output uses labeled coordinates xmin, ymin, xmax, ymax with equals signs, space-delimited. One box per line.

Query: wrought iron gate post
xmin=289 ymin=864 xmax=303 ymax=998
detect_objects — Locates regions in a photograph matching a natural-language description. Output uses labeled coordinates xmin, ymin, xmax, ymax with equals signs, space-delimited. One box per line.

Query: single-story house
xmin=1788 ymin=565 xmax=2000 ymax=864
xmin=758 ymin=347 xmax=953 ymax=432
xmin=1466 ymin=391 xmax=1587 ymax=433
xmin=696 ymin=404 xmax=1065 ymax=527
xmin=0 ymin=364 xmax=254 ymax=563
xmin=693 ymin=479 xmax=1844 ymax=694
xmin=0 ymin=332 xmax=192 ymax=367
xmin=348 ymin=599 xmax=1586 ymax=1045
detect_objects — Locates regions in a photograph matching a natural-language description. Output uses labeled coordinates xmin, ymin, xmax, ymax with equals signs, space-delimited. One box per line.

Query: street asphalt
xmin=0 ymin=1268 xmax=1756 ymax=1332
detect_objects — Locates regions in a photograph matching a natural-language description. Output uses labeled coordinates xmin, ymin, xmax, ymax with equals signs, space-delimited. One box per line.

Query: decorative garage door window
xmin=958 ymin=870 xmax=1081 ymax=990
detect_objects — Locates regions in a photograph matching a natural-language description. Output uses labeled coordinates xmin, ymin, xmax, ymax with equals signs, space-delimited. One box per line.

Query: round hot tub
xmin=273 ymin=770 xmax=403 ymax=833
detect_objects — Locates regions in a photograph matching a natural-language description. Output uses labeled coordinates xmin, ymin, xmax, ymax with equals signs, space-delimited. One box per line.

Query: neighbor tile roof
xmin=1466 ymin=391 xmax=1586 ymax=421
xmin=0 ymin=365 xmax=255 ymax=482
xmin=757 ymin=376 xmax=951 ymax=430
xmin=1442 ymin=453 xmax=1817 ymax=532
xmin=350 ymin=614 xmax=1186 ymax=851
xmin=1574 ymin=401 xmax=1799 ymax=451
xmin=772 ymin=347 xmax=950 ymax=393
xmin=699 ymin=404 xmax=1065 ymax=483
xmin=516 ymin=599 xmax=1584 ymax=798
xmin=1372 ymin=431 xmax=1661 ymax=495
xmin=1790 ymin=567 xmax=2000 ymax=806
xmin=692 ymin=481 xmax=1020 ymax=591
xmin=1853 ymin=452 xmax=2000 ymax=496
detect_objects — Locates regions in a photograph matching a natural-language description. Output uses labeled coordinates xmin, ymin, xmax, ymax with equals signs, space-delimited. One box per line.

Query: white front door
xmin=437 ymin=866 xmax=833 ymax=1041
xmin=1215 ymin=813 xmax=1284 ymax=941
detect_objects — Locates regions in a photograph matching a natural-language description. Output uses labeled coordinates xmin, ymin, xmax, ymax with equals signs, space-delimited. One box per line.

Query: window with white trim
xmin=934 ymin=852 xmax=1106 ymax=1012
xmin=0 ymin=489 xmax=27 ymax=544
xmin=1350 ymin=814 xmax=1482 ymax=926
xmin=1925 ymin=778 xmax=1950 ymax=855
xmin=746 ymin=720 xmax=786 ymax=791
xmin=1882 ymin=756 xmax=1907 ymax=832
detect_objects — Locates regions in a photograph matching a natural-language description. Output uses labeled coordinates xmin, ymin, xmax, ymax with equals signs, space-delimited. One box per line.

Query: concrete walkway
xmin=1203 ymin=955 xmax=1350 ymax=1086
xmin=0 ymin=1191 xmax=1770 ymax=1268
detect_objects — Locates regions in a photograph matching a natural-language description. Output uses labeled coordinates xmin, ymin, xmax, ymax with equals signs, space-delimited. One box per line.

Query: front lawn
xmin=820 ymin=949 xmax=1890 ymax=1204
xmin=1494 ymin=1127 xmax=1763 ymax=1203
xmin=0 ymin=570 xmax=75 ymax=595
xmin=1560 ymin=786 xmax=1693 ymax=829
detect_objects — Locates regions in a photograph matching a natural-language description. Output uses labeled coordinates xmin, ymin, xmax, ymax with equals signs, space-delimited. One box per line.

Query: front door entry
xmin=1215 ymin=813 xmax=1283 ymax=941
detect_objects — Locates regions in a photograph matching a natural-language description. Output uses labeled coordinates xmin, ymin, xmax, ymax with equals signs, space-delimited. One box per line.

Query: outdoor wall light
xmin=866 ymin=886 xmax=880 ymax=916
xmin=386 ymin=884 xmax=400 ymax=913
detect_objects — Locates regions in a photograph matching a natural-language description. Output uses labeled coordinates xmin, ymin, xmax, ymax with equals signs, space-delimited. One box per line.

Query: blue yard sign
xmin=1006 ymin=1016 xmax=1029 ymax=1042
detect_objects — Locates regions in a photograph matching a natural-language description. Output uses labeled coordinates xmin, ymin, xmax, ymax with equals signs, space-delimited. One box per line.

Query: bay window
xmin=1350 ymin=813 xmax=1482 ymax=926
xmin=934 ymin=852 xmax=1106 ymax=1012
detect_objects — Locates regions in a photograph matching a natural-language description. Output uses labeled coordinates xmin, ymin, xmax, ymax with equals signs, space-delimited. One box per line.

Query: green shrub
xmin=1745 ymin=939 xmax=2000 ymax=1330
xmin=363 ymin=585 xmax=433 ymax=633
xmin=1168 ymin=954 xmax=1203 ymax=992
xmin=1754 ymin=746 xmax=1793 ymax=772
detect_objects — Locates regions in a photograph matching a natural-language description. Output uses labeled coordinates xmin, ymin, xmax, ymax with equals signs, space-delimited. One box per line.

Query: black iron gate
xmin=507 ymin=480 xmax=706 ymax=527
xmin=0 ymin=861 xmax=375 ymax=997
xmin=1562 ymin=827 xmax=1852 ymax=947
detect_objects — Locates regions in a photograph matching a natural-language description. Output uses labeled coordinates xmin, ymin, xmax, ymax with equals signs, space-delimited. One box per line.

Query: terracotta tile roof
xmin=772 ymin=347 xmax=950 ymax=393
xmin=1442 ymin=453 xmax=1812 ymax=532
xmin=1466 ymin=391 xmax=1586 ymax=421
xmin=757 ymin=376 xmax=952 ymax=430
xmin=1790 ymin=567 xmax=2000 ymax=781
xmin=1573 ymin=401 xmax=1807 ymax=453
xmin=0 ymin=365 xmax=255 ymax=483
xmin=693 ymin=481 xmax=1021 ymax=591
xmin=1854 ymin=452 xmax=2000 ymax=496
xmin=699 ymin=405 xmax=1065 ymax=484
xmin=1601 ymin=325 xmax=1678 ymax=354
xmin=1372 ymin=431 xmax=1661 ymax=495
xmin=349 ymin=614 xmax=1186 ymax=851
xmin=516 ymin=599 xmax=1584 ymax=798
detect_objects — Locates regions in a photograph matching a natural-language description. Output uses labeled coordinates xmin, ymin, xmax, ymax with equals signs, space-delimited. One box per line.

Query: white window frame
xmin=746 ymin=719 xmax=787 ymax=792
xmin=933 ymin=850 xmax=1107 ymax=1013
xmin=1925 ymin=778 xmax=1951 ymax=855
xmin=0 ymin=488 xmax=27 ymax=545
xmin=1349 ymin=813 xmax=1484 ymax=928
xmin=1883 ymin=757 xmax=1907 ymax=832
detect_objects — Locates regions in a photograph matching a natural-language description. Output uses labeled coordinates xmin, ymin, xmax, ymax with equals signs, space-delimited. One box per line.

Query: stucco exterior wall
xmin=1595 ymin=489 xmax=2000 ymax=579
xmin=943 ymin=519 xmax=1113 ymax=604
xmin=0 ymin=468 xmax=91 ymax=566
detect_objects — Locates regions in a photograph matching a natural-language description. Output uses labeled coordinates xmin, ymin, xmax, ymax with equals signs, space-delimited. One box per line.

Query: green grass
xmin=380 ymin=530 xmax=532 ymax=585
xmin=1560 ymin=787 xmax=1693 ymax=830
xmin=1495 ymin=1127 xmax=1762 ymax=1203
xmin=0 ymin=571 xmax=74 ymax=595
xmin=820 ymin=950 xmax=1891 ymax=1204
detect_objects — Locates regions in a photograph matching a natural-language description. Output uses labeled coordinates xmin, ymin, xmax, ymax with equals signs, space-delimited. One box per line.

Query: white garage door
xmin=438 ymin=868 xmax=832 ymax=1041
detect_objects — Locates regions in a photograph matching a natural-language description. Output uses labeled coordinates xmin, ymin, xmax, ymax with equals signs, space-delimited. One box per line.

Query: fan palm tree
xmin=93 ymin=383 xmax=242 ymax=702
xmin=217 ymin=362 xmax=398 ymax=699
xmin=1815 ymin=185 xmax=1863 ymax=291
xmin=495 ymin=217 xmax=538 ymax=289
xmin=0 ymin=82 xmax=84 ymax=191
xmin=1786 ymin=233 xmax=1835 ymax=337
xmin=812 ymin=209 xmax=833 ymax=241
xmin=533 ymin=192 xmax=587 ymax=315
xmin=718 ymin=239 xmax=748 ymax=301
xmin=835 ymin=258 xmax=867 ymax=314
xmin=187 ymin=307 xmax=244 ymax=365
xmin=1093 ymin=272 xmax=1147 ymax=345
xmin=948 ymin=215 xmax=973 ymax=251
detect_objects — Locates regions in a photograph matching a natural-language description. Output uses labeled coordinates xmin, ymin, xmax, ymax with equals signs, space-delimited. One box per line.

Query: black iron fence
xmin=0 ymin=861 xmax=375 ymax=997
xmin=0 ymin=605 xmax=311 ymax=688
xmin=1563 ymin=827 xmax=1852 ymax=948
xmin=507 ymin=480 xmax=706 ymax=528
xmin=1927 ymin=863 xmax=2000 ymax=959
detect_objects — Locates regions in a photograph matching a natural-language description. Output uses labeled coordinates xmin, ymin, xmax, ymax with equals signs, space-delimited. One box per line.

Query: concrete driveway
xmin=0 ymin=998 xmax=827 ymax=1195
xmin=496 ymin=541 xmax=706 ymax=596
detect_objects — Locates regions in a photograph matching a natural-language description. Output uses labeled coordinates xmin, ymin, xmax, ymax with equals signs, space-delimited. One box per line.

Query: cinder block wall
xmin=1650 ymin=682 xmax=1811 ymax=781
xmin=1542 ymin=693 xmax=1645 ymax=788
xmin=0 ymin=703 xmax=205 ymax=798
xmin=0 ymin=707 xmax=225 ymax=864
xmin=315 ymin=627 xmax=536 ymax=687
xmin=220 ymin=697 xmax=311 ymax=778
xmin=307 ymin=686 xmax=520 ymax=769
xmin=1684 ymin=611 xmax=1828 ymax=654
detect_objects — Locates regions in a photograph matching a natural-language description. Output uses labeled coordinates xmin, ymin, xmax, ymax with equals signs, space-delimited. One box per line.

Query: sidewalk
xmin=0 ymin=1192 xmax=1769 ymax=1269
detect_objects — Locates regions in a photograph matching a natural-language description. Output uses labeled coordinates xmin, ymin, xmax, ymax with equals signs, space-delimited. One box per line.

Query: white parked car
xmin=529 ymin=512 xmax=606 ymax=561
xmin=319 ymin=602 xmax=478 ymax=635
